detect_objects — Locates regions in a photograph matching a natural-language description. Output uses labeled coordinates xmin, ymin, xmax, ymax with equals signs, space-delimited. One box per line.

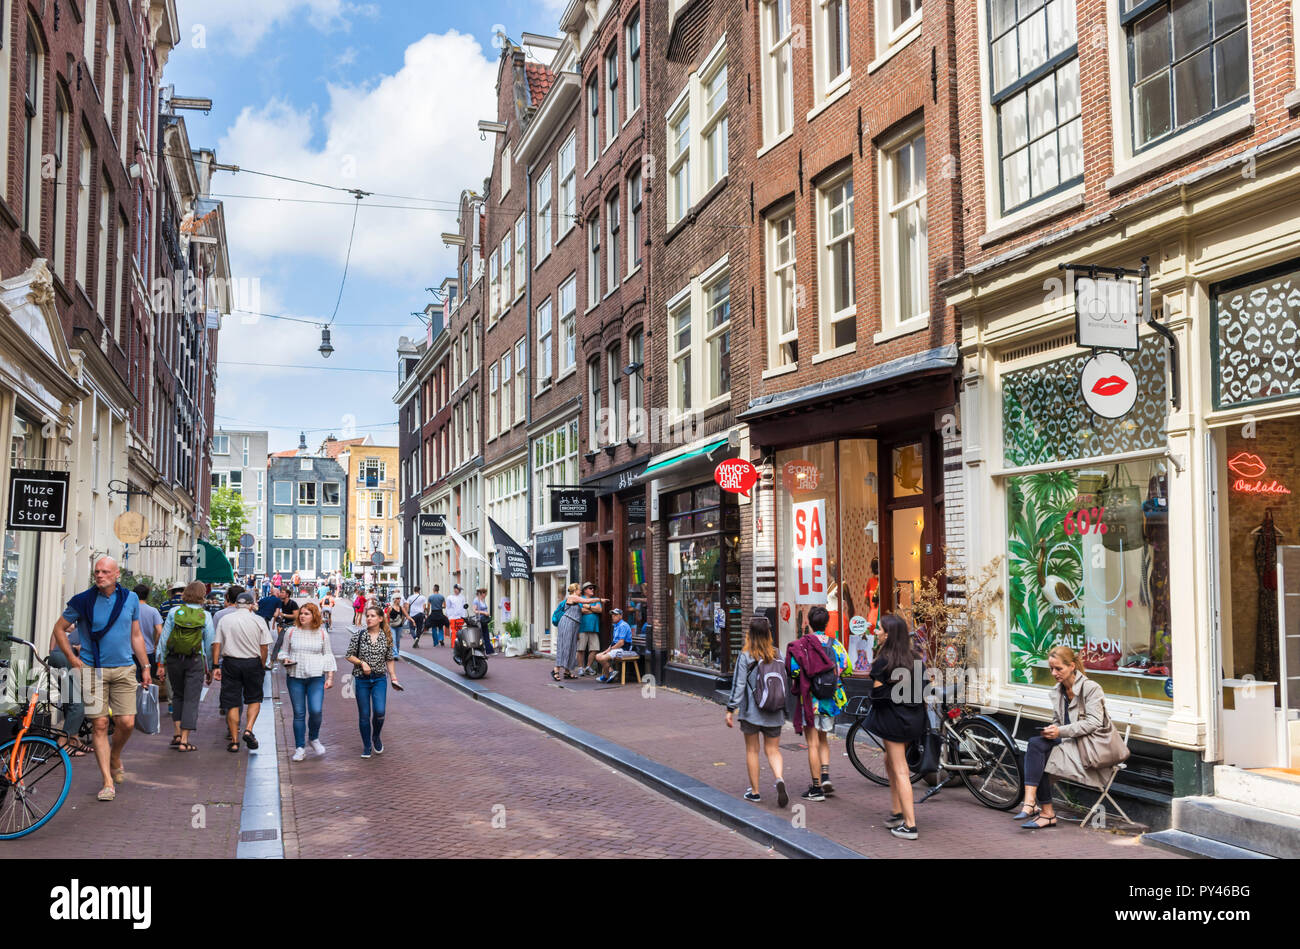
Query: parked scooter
xmin=453 ymin=615 xmax=489 ymax=679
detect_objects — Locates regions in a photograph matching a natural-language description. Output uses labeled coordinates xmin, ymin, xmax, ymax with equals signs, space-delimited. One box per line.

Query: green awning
xmin=196 ymin=539 xmax=235 ymax=584
xmin=640 ymin=438 xmax=730 ymax=480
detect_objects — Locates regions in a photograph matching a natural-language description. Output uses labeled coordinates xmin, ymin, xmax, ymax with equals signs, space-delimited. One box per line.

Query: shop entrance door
xmin=880 ymin=438 xmax=931 ymax=627
xmin=1279 ymin=547 xmax=1300 ymax=767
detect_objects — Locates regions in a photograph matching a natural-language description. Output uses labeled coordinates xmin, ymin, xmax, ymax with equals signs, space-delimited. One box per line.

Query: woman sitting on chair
xmin=1014 ymin=644 xmax=1127 ymax=829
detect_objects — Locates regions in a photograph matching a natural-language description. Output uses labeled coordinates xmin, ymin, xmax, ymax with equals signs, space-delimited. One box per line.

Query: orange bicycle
xmin=0 ymin=636 xmax=72 ymax=839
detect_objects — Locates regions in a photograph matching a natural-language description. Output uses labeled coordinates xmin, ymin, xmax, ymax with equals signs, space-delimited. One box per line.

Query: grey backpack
xmin=752 ymin=658 xmax=788 ymax=713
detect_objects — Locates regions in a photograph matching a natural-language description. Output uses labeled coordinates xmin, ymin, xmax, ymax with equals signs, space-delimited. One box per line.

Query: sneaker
xmin=292 ymin=747 xmax=306 ymax=762
xmin=775 ymin=779 xmax=789 ymax=808
xmin=890 ymin=824 xmax=919 ymax=840
xmin=743 ymin=789 xmax=762 ymax=803
xmin=821 ymin=777 xmax=834 ymax=796
xmin=801 ymin=785 xmax=825 ymax=802
xmin=360 ymin=750 xmax=372 ymax=759
xmin=310 ymin=739 xmax=326 ymax=756
xmin=884 ymin=812 xmax=905 ymax=829
xmin=373 ymin=738 xmax=384 ymax=754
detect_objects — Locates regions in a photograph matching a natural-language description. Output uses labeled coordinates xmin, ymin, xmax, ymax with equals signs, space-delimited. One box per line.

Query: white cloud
xmin=181 ymin=0 xmax=376 ymax=54
xmin=214 ymin=30 xmax=496 ymax=283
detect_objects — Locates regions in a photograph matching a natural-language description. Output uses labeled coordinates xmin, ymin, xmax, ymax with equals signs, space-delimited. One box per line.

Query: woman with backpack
xmin=725 ymin=616 xmax=789 ymax=807
xmin=785 ymin=605 xmax=852 ymax=802
xmin=281 ymin=602 xmax=336 ymax=761
xmin=387 ymin=595 xmax=412 ymax=660
xmin=156 ymin=581 xmax=216 ymax=752
xmin=864 ymin=613 xmax=928 ymax=840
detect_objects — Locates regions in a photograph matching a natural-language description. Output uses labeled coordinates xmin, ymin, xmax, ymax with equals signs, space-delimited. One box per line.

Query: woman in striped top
xmin=283 ymin=602 xmax=337 ymax=762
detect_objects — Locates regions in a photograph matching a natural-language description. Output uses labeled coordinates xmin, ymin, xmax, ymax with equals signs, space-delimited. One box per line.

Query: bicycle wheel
xmin=0 ymin=736 xmax=72 ymax=840
xmin=845 ymin=720 xmax=921 ymax=786
xmin=953 ymin=717 xmax=1023 ymax=810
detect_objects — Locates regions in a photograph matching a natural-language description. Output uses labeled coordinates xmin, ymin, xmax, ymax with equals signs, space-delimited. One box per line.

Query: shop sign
xmin=418 ymin=513 xmax=447 ymax=535
xmin=1227 ymin=453 xmax=1292 ymax=496
xmin=1075 ymin=275 xmax=1139 ymax=351
xmin=714 ymin=459 xmax=759 ymax=497
xmin=626 ymin=498 xmax=647 ymax=523
xmin=1080 ymin=352 xmax=1139 ymax=419
xmin=535 ymin=530 xmax=565 ymax=568
xmin=114 ymin=511 xmax=148 ymax=545
xmin=179 ymin=553 xmax=195 ymax=567
xmin=6 ymin=469 xmax=69 ymax=533
xmin=780 ymin=602 xmax=791 ymax=622
xmin=782 ymin=460 xmax=821 ymax=494
xmin=550 ymin=489 xmax=597 ymax=522
xmin=792 ymin=499 xmax=828 ymax=604
xmin=848 ymin=615 xmax=869 ymax=636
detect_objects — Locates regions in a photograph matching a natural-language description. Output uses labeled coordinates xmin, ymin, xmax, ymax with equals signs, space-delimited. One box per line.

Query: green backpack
xmin=169 ymin=605 xmax=207 ymax=656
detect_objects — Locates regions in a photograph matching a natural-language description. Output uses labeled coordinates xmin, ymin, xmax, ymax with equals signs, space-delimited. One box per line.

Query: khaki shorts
xmin=576 ymin=632 xmax=601 ymax=652
xmin=80 ymin=666 xmax=138 ymax=718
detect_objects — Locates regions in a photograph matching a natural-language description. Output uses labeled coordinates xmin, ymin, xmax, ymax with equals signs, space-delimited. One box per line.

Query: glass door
xmin=2 ymin=415 xmax=43 ymax=670
xmin=883 ymin=439 xmax=927 ymax=627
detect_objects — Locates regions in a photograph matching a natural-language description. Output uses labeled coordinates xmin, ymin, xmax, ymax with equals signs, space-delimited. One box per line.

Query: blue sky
xmin=168 ymin=0 xmax=566 ymax=452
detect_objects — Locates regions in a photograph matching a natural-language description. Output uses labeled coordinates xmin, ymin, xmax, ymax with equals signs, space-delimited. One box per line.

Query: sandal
xmin=175 ymin=742 xmax=198 ymax=753
xmin=1011 ymin=803 xmax=1041 ymax=820
xmin=243 ymin=729 xmax=259 ymax=750
xmin=97 ymin=786 xmax=116 ymax=802
xmin=551 ymin=670 xmax=562 ymax=681
xmin=1021 ymin=815 xmax=1058 ymax=830
xmin=170 ymin=735 xmax=183 ymax=747
xmin=227 ymin=741 xmax=241 ymax=753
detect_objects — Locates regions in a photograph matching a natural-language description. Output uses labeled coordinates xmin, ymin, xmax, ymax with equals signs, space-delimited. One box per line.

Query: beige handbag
xmin=1073 ymin=683 xmax=1131 ymax=770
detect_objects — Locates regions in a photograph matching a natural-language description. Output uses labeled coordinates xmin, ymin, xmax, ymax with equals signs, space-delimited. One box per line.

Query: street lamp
xmin=319 ymin=327 xmax=334 ymax=358
xmin=369 ymin=525 xmax=382 ymax=552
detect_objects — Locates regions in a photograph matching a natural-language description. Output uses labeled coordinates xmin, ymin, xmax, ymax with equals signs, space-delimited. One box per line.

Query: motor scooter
xmin=453 ymin=615 xmax=489 ymax=679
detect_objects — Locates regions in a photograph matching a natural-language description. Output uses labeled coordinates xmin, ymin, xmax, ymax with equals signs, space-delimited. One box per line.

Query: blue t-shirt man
xmin=61 ymin=587 xmax=141 ymax=668
xmin=580 ymin=606 xmax=601 ymax=634
xmin=137 ymin=601 xmax=164 ymax=655
xmin=256 ymin=594 xmax=281 ymax=624
xmin=610 ymin=617 xmax=632 ymax=648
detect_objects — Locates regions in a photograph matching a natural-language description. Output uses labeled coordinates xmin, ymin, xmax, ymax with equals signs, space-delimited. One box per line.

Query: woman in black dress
xmin=865 ymin=613 xmax=927 ymax=840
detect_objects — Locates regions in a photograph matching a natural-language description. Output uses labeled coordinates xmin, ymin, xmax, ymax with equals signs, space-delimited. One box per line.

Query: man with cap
xmin=212 ymin=592 xmax=275 ymax=754
xmin=594 ymin=608 xmax=637 ymax=682
xmin=445 ymin=583 xmax=468 ymax=644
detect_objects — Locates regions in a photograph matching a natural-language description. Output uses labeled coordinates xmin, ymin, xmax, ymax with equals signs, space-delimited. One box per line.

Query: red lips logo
xmin=1090 ymin=376 xmax=1129 ymax=397
xmin=1228 ymin=452 xmax=1268 ymax=479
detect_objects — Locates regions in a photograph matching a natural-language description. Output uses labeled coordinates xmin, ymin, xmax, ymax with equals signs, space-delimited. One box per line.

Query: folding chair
xmin=1079 ymin=721 xmax=1134 ymax=828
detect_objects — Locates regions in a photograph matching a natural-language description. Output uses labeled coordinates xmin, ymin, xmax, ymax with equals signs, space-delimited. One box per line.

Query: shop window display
xmin=1005 ymin=458 xmax=1172 ymax=702
xmin=2 ymin=415 xmax=43 ymax=666
xmin=667 ymin=486 xmax=740 ymax=672
xmin=776 ymin=440 xmax=881 ymax=672
xmin=1213 ymin=261 xmax=1300 ymax=410
xmin=1220 ymin=416 xmax=1300 ymax=709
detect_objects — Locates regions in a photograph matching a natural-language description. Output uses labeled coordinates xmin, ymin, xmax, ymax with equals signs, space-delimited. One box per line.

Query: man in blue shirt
xmin=594 ymin=608 xmax=637 ymax=682
xmin=51 ymin=556 xmax=152 ymax=803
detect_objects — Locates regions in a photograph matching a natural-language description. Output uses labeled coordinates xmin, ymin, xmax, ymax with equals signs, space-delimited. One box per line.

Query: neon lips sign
xmin=1228 ymin=452 xmax=1292 ymax=496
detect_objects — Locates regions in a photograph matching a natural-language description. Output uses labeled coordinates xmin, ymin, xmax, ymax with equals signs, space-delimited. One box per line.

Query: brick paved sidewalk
xmin=272 ymin=624 xmax=778 ymax=859
xmin=410 ymin=645 xmax=1177 ymax=859
xmin=3 ymin=678 xmax=247 ymax=858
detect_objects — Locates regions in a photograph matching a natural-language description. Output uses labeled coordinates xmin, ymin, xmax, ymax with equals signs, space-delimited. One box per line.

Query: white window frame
xmin=274 ymin=548 xmax=293 ymax=572
xmin=536 ymin=166 xmax=553 ymax=261
xmin=627 ymin=329 xmax=645 ymax=437
xmin=876 ymin=0 xmax=923 ymax=65
xmin=559 ymin=274 xmax=577 ymax=373
xmin=817 ymin=171 xmax=856 ymax=355
xmin=501 ymin=351 xmax=513 ymax=430
xmin=628 ymin=168 xmax=643 ymax=273
xmin=273 ymin=514 xmax=293 ymax=539
xmin=104 ymin=8 xmax=116 ymax=128
xmin=489 ymin=363 xmax=499 ymax=440
xmin=320 ymin=548 xmax=340 ymax=573
xmin=321 ymin=515 xmax=341 ymax=540
xmin=322 ymin=481 xmax=340 ymax=506
xmin=22 ymin=24 xmax=45 ymax=240
xmin=760 ymin=0 xmax=794 ymax=144
xmin=0 ymin=8 xmax=9 ymax=192
xmin=298 ymin=548 xmax=316 ymax=573
xmin=298 ymin=515 xmax=317 ymax=540
xmin=273 ymin=480 xmax=292 ymax=505
xmin=668 ymin=256 xmax=732 ymax=420
xmin=606 ymin=343 xmax=622 ymax=443
xmin=605 ymin=43 xmax=620 ymax=144
xmin=587 ymin=212 xmax=601 ymax=308
xmin=627 ymin=12 xmax=642 ymax=117
xmin=298 ymin=481 xmax=317 ymax=506
xmin=588 ymin=358 xmax=602 ymax=450
xmin=501 ymin=231 xmax=513 ymax=307
xmin=665 ymin=37 xmax=728 ymax=227
xmin=606 ymin=192 xmax=620 ymax=294
xmin=76 ymin=126 xmax=91 ymax=291
xmin=558 ymin=132 xmax=577 ymax=240
xmin=538 ymin=297 xmax=554 ymax=389
xmin=533 ymin=419 xmax=580 ymax=529
xmin=812 ymin=0 xmax=852 ymax=108
xmin=513 ymin=215 xmax=526 ymax=296
xmin=369 ymin=491 xmax=385 ymax=519
xmin=878 ymin=125 xmax=929 ymax=339
xmin=766 ymin=209 xmax=798 ymax=370
xmin=514 ymin=338 xmax=526 ymax=421
xmin=299 ymin=458 xmax=312 ymax=471
xmin=213 ymin=435 xmax=230 ymax=454
xmin=501 ymin=141 xmax=512 ymax=198
xmin=489 ymin=248 xmax=501 ymax=320
xmin=587 ymin=72 xmax=600 ymax=167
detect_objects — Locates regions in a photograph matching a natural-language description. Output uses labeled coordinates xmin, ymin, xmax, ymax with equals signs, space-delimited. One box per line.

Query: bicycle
xmin=844 ymin=693 xmax=1024 ymax=810
xmin=0 ymin=636 xmax=74 ymax=839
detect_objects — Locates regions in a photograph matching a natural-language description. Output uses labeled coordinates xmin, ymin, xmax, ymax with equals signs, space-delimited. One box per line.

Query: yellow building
xmin=321 ymin=436 xmax=402 ymax=588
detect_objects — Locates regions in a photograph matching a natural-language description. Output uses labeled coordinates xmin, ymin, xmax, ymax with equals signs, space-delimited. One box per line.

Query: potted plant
xmin=502 ymin=618 xmax=526 ymax=656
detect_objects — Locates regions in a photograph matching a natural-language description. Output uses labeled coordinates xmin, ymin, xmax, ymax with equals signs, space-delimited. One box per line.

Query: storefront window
xmin=667 ymin=485 xmax=738 ymax=673
xmin=627 ymin=521 xmax=647 ymax=631
xmin=1006 ymin=458 xmax=1172 ymax=703
xmin=1220 ymin=416 xmax=1300 ymax=711
xmin=1212 ymin=262 xmax=1300 ymax=410
xmin=2 ymin=415 xmax=43 ymax=665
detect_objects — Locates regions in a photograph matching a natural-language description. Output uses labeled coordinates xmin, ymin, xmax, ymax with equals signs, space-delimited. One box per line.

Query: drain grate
xmin=239 ymin=828 xmax=279 ymax=842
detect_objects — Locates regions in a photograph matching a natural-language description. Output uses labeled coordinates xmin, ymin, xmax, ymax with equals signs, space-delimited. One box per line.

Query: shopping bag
xmin=136 ymin=684 xmax=161 ymax=735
